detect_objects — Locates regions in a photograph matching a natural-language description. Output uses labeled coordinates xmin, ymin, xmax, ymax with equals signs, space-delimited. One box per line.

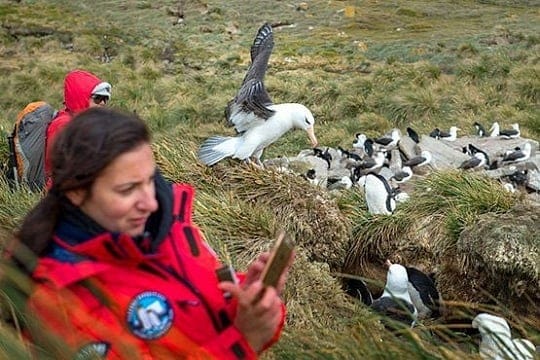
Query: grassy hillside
xmin=0 ymin=0 xmax=539 ymax=358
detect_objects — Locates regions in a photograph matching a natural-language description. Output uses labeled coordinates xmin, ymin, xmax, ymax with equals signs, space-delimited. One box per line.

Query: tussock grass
xmin=342 ymin=171 xmax=537 ymax=320
xmin=443 ymin=203 xmax=540 ymax=312
xmin=344 ymin=209 xmax=416 ymax=273
xmin=411 ymin=171 xmax=517 ymax=241
xmin=344 ymin=171 xmax=516 ymax=272
xmin=210 ymin=165 xmax=352 ymax=269
xmin=0 ymin=180 xmax=41 ymax=246
xmin=193 ymin=189 xmax=278 ymax=267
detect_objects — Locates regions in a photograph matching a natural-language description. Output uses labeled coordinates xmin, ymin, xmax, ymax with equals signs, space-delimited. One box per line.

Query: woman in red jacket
xmin=14 ymin=107 xmax=291 ymax=359
xmin=45 ymin=69 xmax=112 ymax=186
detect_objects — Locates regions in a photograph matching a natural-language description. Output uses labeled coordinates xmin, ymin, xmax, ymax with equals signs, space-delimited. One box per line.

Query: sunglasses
xmin=91 ymin=94 xmax=109 ymax=105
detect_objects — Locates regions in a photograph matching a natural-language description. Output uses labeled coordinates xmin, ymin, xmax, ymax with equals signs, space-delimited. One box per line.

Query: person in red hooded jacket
xmin=44 ymin=69 xmax=111 ymax=186
xmin=11 ymin=107 xmax=292 ymax=359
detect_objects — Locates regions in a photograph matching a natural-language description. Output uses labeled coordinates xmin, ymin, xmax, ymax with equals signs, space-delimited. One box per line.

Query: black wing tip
xmin=343 ymin=277 xmax=373 ymax=306
xmin=255 ymin=23 xmax=273 ymax=40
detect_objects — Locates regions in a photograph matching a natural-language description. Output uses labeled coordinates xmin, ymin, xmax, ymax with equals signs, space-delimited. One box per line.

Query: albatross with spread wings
xmin=198 ymin=23 xmax=318 ymax=167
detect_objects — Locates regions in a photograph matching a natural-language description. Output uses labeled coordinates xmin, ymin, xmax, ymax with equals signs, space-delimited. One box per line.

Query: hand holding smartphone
xmin=260 ymin=230 xmax=295 ymax=289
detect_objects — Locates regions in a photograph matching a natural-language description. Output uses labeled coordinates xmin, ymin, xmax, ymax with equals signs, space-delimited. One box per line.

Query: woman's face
xmin=69 ymin=143 xmax=158 ymax=237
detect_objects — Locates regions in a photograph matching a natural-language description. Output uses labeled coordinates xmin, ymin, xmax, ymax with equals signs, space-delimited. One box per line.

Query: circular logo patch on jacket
xmin=126 ymin=291 xmax=174 ymax=340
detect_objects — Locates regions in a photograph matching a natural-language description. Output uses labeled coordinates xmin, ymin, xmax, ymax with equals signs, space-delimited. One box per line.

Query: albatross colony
xmin=198 ymin=22 xmax=318 ymax=167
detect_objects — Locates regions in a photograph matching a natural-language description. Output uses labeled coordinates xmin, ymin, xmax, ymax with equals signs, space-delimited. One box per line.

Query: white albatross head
xmin=284 ymin=103 xmax=318 ymax=147
xmin=489 ymin=122 xmax=500 ymax=137
xmin=382 ymin=263 xmax=411 ymax=301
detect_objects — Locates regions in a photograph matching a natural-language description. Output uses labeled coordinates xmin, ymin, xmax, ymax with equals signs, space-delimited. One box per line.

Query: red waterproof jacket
xmin=27 ymin=180 xmax=285 ymax=359
xmin=44 ymin=70 xmax=104 ymax=182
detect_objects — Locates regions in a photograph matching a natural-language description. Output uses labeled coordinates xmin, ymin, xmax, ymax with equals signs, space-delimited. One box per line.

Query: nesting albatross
xmin=371 ymin=262 xmax=418 ymax=328
xmin=198 ymin=23 xmax=318 ymax=166
xmin=403 ymin=150 xmax=432 ymax=169
xmin=459 ymin=151 xmax=489 ymax=170
xmin=502 ymin=142 xmax=531 ymax=163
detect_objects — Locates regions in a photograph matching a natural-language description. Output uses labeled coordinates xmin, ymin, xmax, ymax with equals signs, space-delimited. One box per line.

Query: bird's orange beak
xmin=306 ymin=126 xmax=318 ymax=148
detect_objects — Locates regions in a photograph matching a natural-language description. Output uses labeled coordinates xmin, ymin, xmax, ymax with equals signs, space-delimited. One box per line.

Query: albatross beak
xmin=306 ymin=126 xmax=318 ymax=148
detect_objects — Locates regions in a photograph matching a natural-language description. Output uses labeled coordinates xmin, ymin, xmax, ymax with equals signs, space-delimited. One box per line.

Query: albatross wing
xmin=226 ymin=23 xmax=275 ymax=133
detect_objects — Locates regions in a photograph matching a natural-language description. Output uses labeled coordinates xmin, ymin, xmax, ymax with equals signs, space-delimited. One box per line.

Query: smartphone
xmin=260 ymin=230 xmax=295 ymax=288
xmin=216 ymin=264 xmax=238 ymax=301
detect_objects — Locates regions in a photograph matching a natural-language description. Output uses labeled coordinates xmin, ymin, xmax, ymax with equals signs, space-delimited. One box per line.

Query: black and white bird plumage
xmin=345 ymin=262 xmax=439 ymax=323
xmin=302 ymin=168 xmax=317 ymax=185
xmin=507 ymin=169 xmax=528 ymax=187
xmin=489 ymin=122 xmax=500 ymax=137
xmin=327 ymin=175 xmax=353 ymax=191
xmin=500 ymin=123 xmax=521 ymax=139
xmin=403 ymin=150 xmax=432 ymax=168
xmin=502 ymin=142 xmax=531 ymax=163
xmin=391 ymin=166 xmax=413 ymax=183
xmin=429 ymin=128 xmax=441 ymax=139
xmin=459 ymin=151 xmax=489 ymax=170
xmin=374 ymin=128 xmax=401 ymax=148
xmin=352 ymin=133 xmax=367 ymax=149
xmin=198 ymin=23 xmax=318 ymax=166
xmin=404 ymin=266 xmax=441 ymax=319
xmin=362 ymin=172 xmax=396 ymax=215
xmin=371 ymin=262 xmax=418 ymax=327
xmin=474 ymin=121 xmax=487 ymax=137
xmin=438 ymin=126 xmax=460 ymax=141
xmin=343 ymin=277 xmax=373 ymax=306
xmin=337 ymin=146 xmax=362 ymax=162
xmin=489 ymin=122 xmax=521 ymax=139
xmin=313 ymin=147 xmax=332 ymax=169
xmin=467 ymin=143 xmax=486 ymax=156
xmin=357 ymin=151 xmax=386 ymax=172
xmin=363 ymin=138 xmax=375 ymax=157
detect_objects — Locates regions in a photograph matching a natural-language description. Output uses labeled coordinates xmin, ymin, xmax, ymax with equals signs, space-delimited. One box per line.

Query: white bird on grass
xmin=198 ymin=23 xmax=318 ymax=167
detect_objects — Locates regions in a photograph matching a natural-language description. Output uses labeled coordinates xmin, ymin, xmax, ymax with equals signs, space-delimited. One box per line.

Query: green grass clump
xmin=344 ymin=170 xmax=517 ymax=272
xmin=411 ymin=171 xmax=517 ymax=243
xmin=345 ymin=209 xmax=416 ymax=272
xmin=0 ymin=181 xmax=41 ymax=242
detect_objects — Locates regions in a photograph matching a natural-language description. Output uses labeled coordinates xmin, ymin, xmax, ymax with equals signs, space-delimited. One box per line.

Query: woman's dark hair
xmin=15 ymin=107 xmax=151 ymax=266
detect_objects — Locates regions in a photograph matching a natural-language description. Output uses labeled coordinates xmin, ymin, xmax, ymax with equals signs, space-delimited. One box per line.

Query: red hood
xmin=63 ymin=70 xmax=102 ymax=114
